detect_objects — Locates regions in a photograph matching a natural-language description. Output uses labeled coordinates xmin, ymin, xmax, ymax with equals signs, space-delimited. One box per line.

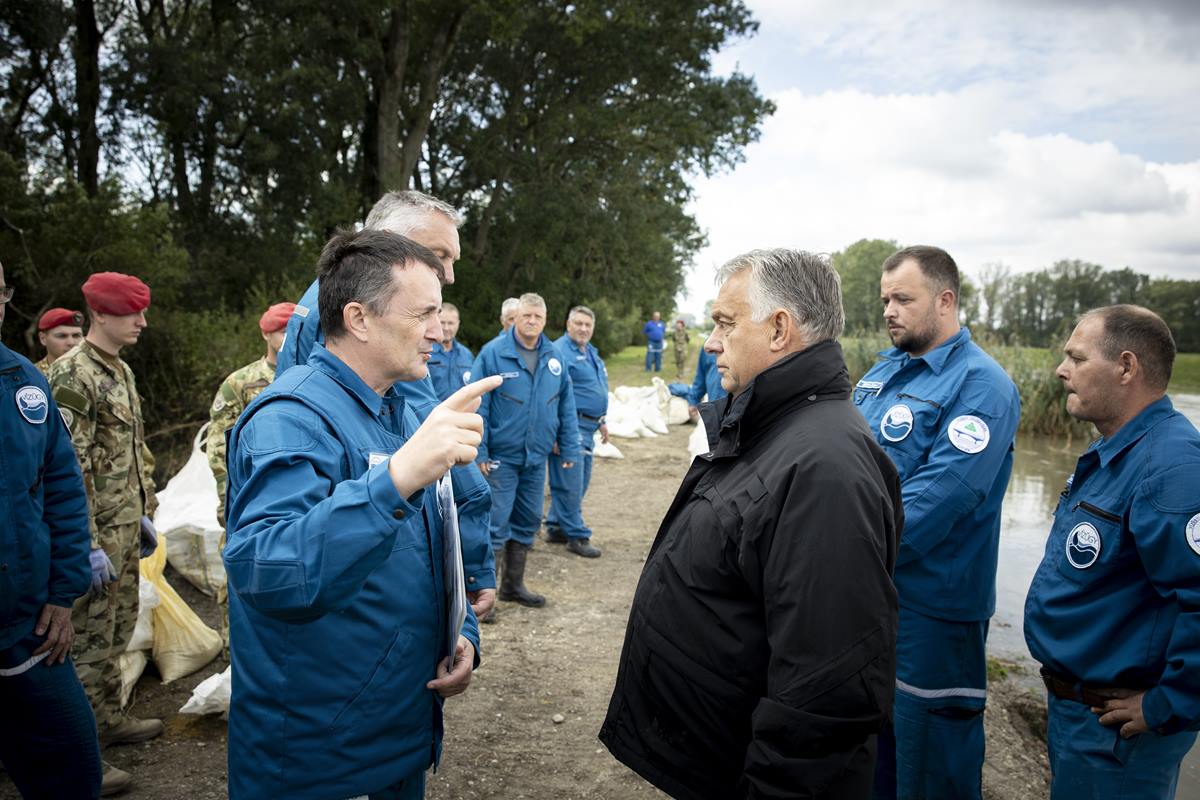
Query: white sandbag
xmin=592 ymin=431 xmax=624 ymax=459
xmin=128 ymin=578 xmax=160 ymax=652
xmin=614 ymin=384 xmax=657 ymax=404
xmin=637 ymin=397 xmax=669 ymax=435
xmin=117 ymin=650 xmax=148 ymax=708
xmin=605 ymin=400 xmax=645 ymax=438
xmin=667 ymin=396 xmax=691 ymax=426
xmin=688 ymin=416 xmax=711 ymax=460
xmin=155 ymin=425 xmax=226 ymax=596
xmin=180 ymin=666 xmax=232 ymax=717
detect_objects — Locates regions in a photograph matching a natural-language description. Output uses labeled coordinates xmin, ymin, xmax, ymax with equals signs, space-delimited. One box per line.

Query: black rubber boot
xmin=498 ymin=540 xmax=546 ymax=607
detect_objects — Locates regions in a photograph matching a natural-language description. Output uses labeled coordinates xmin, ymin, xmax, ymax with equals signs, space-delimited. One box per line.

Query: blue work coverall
xmin=853 ymin=327 xmax=1020 ymax=800
xmin=642 ymin=319 xmax=665 ymax=371
xmin=428 ymin=339 xmax=475 ymax=402
xmin=471 ymin=327 xmax=581 ymax=550
xmin=275 ymin=278 xmax=495 ymax=594
xmin=1025 ymin=396 xmax=1200 ymax=799
xmin=224 ymin=344 xmax=481 ymax=799
xmin=0 ymin=343 xmax=101 ymax=798
xmin=544 ymin=333 xmax=608 ymax=540
xmin=686 ymin=347 xmax=726 ymax=408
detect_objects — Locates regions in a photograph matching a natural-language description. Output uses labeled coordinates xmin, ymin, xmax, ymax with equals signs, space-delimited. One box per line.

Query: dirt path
xmin=2 ymin=420 xmax=1051 ymax=799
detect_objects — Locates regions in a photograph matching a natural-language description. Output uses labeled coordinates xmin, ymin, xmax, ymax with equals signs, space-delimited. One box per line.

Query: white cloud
xmin=681 ymin=1 xmax=1200 ymax=316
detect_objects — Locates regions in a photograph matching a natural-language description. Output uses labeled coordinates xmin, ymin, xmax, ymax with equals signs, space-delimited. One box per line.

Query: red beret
xmin=81 ymin=272 xmax=151 ymax=316
xmin=38 ymin=307 xmax=84 ymax=331
xmin=259 ymin=302 xmax=297 ymax=333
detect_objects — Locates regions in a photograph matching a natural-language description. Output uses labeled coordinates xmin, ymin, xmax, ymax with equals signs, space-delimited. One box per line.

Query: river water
xmin=989 ymin=393 xmax=1200 ymax=795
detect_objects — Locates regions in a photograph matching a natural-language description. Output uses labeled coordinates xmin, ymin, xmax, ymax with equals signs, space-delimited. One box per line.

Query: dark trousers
xmin=0 ymin=632 xmax=102 ymax=799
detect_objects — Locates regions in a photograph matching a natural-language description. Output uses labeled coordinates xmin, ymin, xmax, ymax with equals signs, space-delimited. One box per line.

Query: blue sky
xmin=681 ymin=0 xmax=1200 ymax=317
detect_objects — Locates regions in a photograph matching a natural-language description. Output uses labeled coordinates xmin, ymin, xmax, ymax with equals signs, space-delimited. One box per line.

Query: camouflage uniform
xmin=34 ymin=355 xmax=52 ymax=377
xmin=672 ymin=326 xmax=690 ymax=377
xmin=49 ymin=340 xmax=157 ymax=733
xmin=206 ymin=355 xmax=274 ymax=649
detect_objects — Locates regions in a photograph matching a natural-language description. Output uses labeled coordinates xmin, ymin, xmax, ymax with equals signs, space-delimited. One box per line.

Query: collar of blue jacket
xmin=1091 ymin=395 xmax=1175 ymax=468
xmin=877 ymin=327 xmax=971 ymax=375
xmin=306 ymin=342 xmax=407 ymax=420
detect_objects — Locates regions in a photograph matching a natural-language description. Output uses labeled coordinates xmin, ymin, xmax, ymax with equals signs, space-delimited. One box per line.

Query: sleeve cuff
xmin=365 ymin=458 xmax=423 ymax=522
xmin=465 ymin=569 xmax=497 ymax=591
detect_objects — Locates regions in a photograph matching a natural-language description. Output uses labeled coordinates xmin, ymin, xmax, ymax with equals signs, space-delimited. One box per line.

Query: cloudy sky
xmin=681 ymin=0 xmax=1200 ymax=317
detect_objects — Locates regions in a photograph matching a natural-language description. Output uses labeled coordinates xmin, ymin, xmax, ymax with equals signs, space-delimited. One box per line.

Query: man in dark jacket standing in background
xmin=600 ymin=248 xmax=903 ymax=800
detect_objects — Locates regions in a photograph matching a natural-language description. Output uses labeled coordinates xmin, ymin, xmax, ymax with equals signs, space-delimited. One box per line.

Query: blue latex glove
xmin=139 ymin=515 xmax=158 ymax=558
xmin=89 ymin=548 xmax=117 ymax=595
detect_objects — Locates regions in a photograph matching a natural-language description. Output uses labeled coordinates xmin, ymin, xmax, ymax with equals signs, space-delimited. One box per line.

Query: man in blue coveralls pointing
xmin=544 ymin=305 xmax=607 ymax=558
xmin=854 ymin=246 xmax=1020 ymax=799
xmin=223 ymin=230 xmax=500 ymax=799
xmin=472 ymin=293 xmax=581 ymax=610
xmin=1025 ymin=305 xmax=1200 ymax=799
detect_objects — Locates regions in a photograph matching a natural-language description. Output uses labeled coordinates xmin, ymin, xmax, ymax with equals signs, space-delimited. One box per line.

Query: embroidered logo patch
xmin=1186 ymin=513 xmax=1200 ymax=557
xmin=547 ymin=357 xmax=562 ymax=376
xmin=462 ymin=370 xmax=471 ymax=384
xmin=880 ymin=404 xmax=914 ymax=442
xmin=948 ymin=415 xmax=990 ymax=453
xmin=1066 ymin=522 xmax=1102 ymax=569
xmin=368 ymin=452 xmax=389 ymax=468
xmin=15 ymin=386 xmax=49 ymax=424
xmin=60 ymin=408 xmax=74 ymax=428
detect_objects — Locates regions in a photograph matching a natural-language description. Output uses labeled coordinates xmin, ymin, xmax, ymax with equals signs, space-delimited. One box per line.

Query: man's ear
xmin=1117 ymin=350 xmax=1140 ymax=385
xmin=769 ymin=309 xmax=791 ymax=352
xmin=343 ymin=302 xmax=371 ymax=343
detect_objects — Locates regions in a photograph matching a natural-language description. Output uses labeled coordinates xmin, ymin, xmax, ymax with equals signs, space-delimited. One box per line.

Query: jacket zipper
xmin=1073 ymin=500 xmax=1121 ymax=524
xmin=896 ymin=392 xmax=941 ymax=409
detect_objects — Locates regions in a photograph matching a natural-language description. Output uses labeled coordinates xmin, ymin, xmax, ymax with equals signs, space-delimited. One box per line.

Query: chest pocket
xmin=1054 ymin=493 xmax=1127 ymax=585
xmin=355 ymin=448 xmax=419 ymax=551
xmin=497 ymin=390 xmax=524 ymax=406
xmin=665 ymin=471 xmax=769 ymax=591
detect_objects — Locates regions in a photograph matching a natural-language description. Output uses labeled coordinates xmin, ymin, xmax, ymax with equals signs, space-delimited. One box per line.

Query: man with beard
xmin=853 ymin=246 xmax=1020 ymax=800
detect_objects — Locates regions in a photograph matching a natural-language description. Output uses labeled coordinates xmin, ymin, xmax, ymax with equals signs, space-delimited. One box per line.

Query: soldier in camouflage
xmin=206 ymin=302 xmax=294 ymax=650
xmin=49 ymin=271 xmax=163 ymax=793
xmin=34 ymin=307 xmax=84 ymax=376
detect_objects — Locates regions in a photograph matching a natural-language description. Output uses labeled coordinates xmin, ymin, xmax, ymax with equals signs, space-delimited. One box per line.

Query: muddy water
xmin=990 ymin=393 xmax=1200 ymax=795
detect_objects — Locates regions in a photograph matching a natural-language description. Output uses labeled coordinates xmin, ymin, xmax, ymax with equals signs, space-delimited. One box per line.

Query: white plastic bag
xmin=592 ymin=430 xmax=624 ymax=459
xmin=667 ymin=397 xmax=691 ymax=426
xmin=180 ymin=666 xmax=232 ymax=717
xmin=155 ymin=425 xmax=226 ymax=596
xmin=117 ymin=650 xmax=148 ymax=708
xmin=688 ymin=416 xmax=711 ymax=460
xmin=128 ymin=578 xmax=160 ymax=652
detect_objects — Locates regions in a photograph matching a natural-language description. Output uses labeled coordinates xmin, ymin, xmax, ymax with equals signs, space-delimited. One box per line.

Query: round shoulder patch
xmin=15 ymin=385 xmax=49 ymax=425
xmin=1186 ymin=513 xmax=1200 ymax=557
xmin=462 ymin=370 xmax=471 ymax=385
xmin=547 ymin=357 xmax=562 ymax=376
xmin=1066 ymin=522 xmax=1102 ymax=569
xmin=880 ymin=404 xmax=914 ymax=442
xmin=60 ymin=407 xmax=74 ymax=429
xmin=948 ymin=415 xmax=990 ymax=453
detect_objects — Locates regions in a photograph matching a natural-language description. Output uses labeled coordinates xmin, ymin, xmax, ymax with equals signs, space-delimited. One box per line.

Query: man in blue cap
xmin=854 ymin=245 xmax=1021 ymax=800
xmin=544 ymin=304 xmax=607 ymax=558
xmin=0 ymin=260 xmax=102 ymax=798
xmin=472 ymin=293 xmax=581 ymax=608
xmin=1025 ymin=305 xmax=1200 ymax=799
xmin=224 ymin=229 xmax=499 ymax=799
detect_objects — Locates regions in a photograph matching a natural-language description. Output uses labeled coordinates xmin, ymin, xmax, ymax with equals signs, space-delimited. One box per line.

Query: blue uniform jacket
xmin=1024 ymin=396 xmax=1200 ymax=735
xmin=429 ymin=340 xmax=475 ymax=402
xmin=471 ymin=328 xmax=581 ymax=467
xmin=853 ymin=328 xmax=1020 ymax=622
xmin=223 ymin=344 xmax=481 ymax=799
xmin=642 ymin=320 xmax=665 ymax=345
xmin=275 ymin=277 xmax=495 ymax=591
xmin=686 ymin=348 xmax=726 ymax=407
xmin=0 ymin=345 xmax=91 ymax=649
xmin=554 ymin=334 xmax=609 ymax=441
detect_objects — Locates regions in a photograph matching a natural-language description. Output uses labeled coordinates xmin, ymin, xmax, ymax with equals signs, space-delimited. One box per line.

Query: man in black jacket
xmin=600 ymin=248 xmax=903 ymax=800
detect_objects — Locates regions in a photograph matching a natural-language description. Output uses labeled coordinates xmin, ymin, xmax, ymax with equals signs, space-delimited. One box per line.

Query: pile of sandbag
xmin=606 ymin=377 xmax=691 ymax=439
xmin=154 ymin=425 xmax=226 ymax=596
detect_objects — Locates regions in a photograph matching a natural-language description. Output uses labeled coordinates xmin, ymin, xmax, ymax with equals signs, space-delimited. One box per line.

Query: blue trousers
xmin=644 ymin=346 xmax=662 ymax=371
xmin=484 ymin=459 xmax=545 ymax=550
xmin=0 ymin=632 xmax=102 ymax=799
xmin=367 ymin=767 xmax=426 ymax=799
xmin=545 ymin=446 xmax=594 ymax=539
xmin=874 ymin=607 xmax=988 ymax=800
xmin=1045 ymin=693 xmax=1196 ymax=799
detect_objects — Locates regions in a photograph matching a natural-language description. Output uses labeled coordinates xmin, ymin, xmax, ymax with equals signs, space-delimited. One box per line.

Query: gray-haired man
xmin=601 ymin=249 xmax=902 ymax=799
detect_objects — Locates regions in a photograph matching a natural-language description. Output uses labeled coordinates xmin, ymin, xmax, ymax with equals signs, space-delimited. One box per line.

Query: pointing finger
xmin=441 ymin=376 xmax=503 ymax=412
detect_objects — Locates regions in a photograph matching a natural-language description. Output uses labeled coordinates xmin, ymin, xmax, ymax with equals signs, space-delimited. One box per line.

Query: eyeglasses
xmin=0 ymin=286 xmax=13 ymax=304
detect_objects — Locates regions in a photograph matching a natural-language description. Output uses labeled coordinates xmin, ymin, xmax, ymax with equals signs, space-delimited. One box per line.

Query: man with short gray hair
xmin=602 ymin=249 xmax=902 ymax=799
xmin=544 ymin=304 xmax=608 ymax=558
xmin=472 ymin=293 xmax=581 ymax=610
xmin=498 ymin=297 xmax=519 ymax=336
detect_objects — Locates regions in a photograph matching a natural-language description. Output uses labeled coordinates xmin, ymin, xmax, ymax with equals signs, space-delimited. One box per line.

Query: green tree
xmin=832 ymin=238 xmax=897 ymax=334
